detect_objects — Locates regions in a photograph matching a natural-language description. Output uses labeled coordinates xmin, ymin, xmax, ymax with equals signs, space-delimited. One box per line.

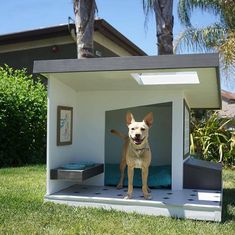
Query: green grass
xmin=0 ymin=165 xmax=234 ymax=235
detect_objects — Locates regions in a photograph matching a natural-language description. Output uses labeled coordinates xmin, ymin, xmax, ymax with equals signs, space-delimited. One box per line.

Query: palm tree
xmin=73 ymin=0 xmax=97 ymax=58
xmin=142 ymin=0 xmax=174 ymax=55
xmin=175 ymin=0 xmax=235 ymax=71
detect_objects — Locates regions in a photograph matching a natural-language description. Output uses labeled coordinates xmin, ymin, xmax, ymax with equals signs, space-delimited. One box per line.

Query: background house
xmin=217 ymin=89 xmax=235 ymax=129
xmin=219 ymin=90 xmax=235 ymax=118
xmin=0 ymin=19 xmax=146 ymax=75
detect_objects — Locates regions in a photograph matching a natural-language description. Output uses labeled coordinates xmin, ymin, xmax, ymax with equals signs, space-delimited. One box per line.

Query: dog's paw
xmin=124 ymin=194 xmax=132 ymax=199
xmin=144 ymin=194 xmax=152 ymax=200
xmin=116 ymin=184 xmax=123 ymax=189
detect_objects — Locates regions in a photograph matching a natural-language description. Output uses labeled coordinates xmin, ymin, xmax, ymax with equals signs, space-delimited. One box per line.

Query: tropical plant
xmin=190 ymin=111 xmax=235 ymax=167
xmin=142 ymin=0 xmax=174 ymax=54
xmin=175 ymin=0 xmax=235 ymax=71
xmin=73 ymin=0 xmax=97 ymax=58
xmin=0 ymin=66 xmax=47 ymax=167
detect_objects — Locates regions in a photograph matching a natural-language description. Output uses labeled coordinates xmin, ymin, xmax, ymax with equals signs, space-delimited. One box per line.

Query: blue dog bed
xmin=61 ymin=162 xmax=95 ymax=170
xmin=105 ymin=164 xmax=171 ymax=189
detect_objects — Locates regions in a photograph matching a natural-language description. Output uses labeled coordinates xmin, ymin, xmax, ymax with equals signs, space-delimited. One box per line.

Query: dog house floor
xmin=45 ymin=185 xmax=222 ymax=222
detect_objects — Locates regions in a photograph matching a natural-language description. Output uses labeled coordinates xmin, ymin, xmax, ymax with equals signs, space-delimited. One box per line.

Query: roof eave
xmin=0 ymin=19 xmax=146 ymax=56
xmin=33 ymin=53 xmax=220 ymax=74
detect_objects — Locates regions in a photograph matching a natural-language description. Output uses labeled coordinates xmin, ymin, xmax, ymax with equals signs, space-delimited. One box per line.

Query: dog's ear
xmin=126 ymin=112 xmax=135 ymax=125
xmin=144 ymin=112 xmax=153 ymax=127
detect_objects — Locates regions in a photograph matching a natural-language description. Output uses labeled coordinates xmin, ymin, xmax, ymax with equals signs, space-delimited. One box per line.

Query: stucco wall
xmin=0 ymin=42 xmax=117 ymax=75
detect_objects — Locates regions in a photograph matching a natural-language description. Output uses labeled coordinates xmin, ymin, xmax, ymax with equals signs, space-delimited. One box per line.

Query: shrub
xmin=0 ymin=66 xmax=47 ymax=167
xmin=190 ymin=111 xmax=235 ymax=167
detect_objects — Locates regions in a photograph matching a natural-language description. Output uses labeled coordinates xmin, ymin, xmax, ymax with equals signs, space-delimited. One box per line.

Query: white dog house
xmin=34 ymin=53 xmax=222 ymax=221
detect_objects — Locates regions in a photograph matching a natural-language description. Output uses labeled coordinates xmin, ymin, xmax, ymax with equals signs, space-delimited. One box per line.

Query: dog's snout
xmin=135 ymin=134 xmax=141 ymax=139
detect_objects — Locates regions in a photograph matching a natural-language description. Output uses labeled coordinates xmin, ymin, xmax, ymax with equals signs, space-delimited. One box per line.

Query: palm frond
xmin=178 ymin=0 xmax=224 ymax=27
xmin=174 ymin=24 xmax=227 ymax=53
xmin=219 ymin=0 xmax=235 ymax=28
xmin=142 ymin=0 xmax=156 ymax=29
xmin=219 ymin=31 xmax=235 ymax=70
xmin=177 ymin=0 xmax=193 ymax=27
xmin=175 ymin=27 xmax=235 ymax=74
xmin=142 ymin=0 xmax=155 ymax=14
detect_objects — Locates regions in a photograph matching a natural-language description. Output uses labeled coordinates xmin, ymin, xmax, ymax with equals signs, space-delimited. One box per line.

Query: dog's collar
xmin=133 ymin=147 xmax=150 ymax=152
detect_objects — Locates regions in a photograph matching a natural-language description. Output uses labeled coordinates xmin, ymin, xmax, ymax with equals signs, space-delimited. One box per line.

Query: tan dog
xmin=111 ymin=112 xmax=153 ymax=200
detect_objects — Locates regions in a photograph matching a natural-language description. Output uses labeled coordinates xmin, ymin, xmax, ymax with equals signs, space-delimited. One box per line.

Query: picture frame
xmin=57 ymin=106 xmax=73 ymax=146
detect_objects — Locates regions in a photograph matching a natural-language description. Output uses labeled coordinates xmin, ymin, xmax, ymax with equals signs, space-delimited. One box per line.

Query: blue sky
xmin=0 ymin=0 xmax=232 ymax=90
xmin=0 ymin=0 xmax=219 ymax=55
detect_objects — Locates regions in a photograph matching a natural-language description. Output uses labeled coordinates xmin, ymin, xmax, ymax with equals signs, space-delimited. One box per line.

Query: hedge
xmin=0 ymin=66 xmax=47 ymax=167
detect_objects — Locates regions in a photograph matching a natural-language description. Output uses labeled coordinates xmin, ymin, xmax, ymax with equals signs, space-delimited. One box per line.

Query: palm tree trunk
xmin=153 ymin=0 xmax=174 ymax=55
xmin=73 ymin=0 xmax=96 ymax=58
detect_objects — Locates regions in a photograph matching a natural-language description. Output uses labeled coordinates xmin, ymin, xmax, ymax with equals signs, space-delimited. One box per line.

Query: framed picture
xmin=57 ymin=106 xmax=73 ymax=146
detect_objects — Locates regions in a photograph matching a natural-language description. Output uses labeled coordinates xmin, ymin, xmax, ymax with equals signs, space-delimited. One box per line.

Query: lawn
xmin=0 ymin=165 xmax=234 ymax=235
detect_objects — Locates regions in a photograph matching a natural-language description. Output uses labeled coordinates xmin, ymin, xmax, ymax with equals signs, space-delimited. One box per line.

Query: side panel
xmin=172 ymin=95 xmax=184 ymax=190
xmin=47 ymin=76 xmax=79 ymax=195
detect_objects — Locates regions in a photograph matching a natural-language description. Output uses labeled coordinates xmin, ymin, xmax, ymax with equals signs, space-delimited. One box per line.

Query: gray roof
xmin=34 ymin=53 xmax=219 ymax=73
xmin=33 ymin=53 xmax=221 ymax=109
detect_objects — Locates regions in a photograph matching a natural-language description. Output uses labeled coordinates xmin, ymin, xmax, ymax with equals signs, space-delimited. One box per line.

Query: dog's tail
xmin=110 ymin=129 xmax=127 ymax=140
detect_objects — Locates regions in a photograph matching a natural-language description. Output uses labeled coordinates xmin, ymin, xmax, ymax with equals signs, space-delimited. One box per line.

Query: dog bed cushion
xmin=105 ymin=164 xmax=171 ymax=188
xmin=61 ymin=162 xmax=95 ymax=170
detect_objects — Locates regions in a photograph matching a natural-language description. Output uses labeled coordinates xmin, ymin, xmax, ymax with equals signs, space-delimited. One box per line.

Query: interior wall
xmin=47 ymin=76 xmax=80 ymax=195
xmin=75 ymin=90 xmax=178 ymax=167
xmin=105 ymin=103 xmax=172 ymax=166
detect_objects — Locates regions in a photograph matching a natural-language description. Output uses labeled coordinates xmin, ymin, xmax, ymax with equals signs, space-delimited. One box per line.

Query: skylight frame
xmin=131 ymin=71 xmax=200 ymax=85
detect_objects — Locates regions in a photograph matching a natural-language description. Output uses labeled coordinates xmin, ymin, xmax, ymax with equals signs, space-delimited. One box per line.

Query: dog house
xmin=34 ymin=53 xmax=222 ymax=221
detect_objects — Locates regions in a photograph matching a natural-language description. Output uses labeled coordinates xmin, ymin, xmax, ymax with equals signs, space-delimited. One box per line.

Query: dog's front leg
xmin=125 ymin=166 xmax=134 ymax=199
xmin=117 ymin=157 xmax=126 ymax=189
xmin=142 ymin=167 xmax=151 ymax=200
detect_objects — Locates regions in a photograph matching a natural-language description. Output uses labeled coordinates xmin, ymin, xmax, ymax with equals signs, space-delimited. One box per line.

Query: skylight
xmin=131 ymin=71 xmax=200 ymax=85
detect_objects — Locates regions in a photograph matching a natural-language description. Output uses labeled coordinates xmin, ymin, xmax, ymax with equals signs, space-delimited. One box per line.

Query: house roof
xmin=219 ymin=90 xmax=235 ymax=119
xmin=221 ymin=89 xmax=235 ymax=101
xmin=0 ymin=19 xmax=146 ymax=56
xmin=33 ymin=53 xmax=221 ymax=109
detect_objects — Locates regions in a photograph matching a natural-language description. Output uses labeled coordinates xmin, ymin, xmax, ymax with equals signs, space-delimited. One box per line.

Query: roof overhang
xmin=0 ymin=19 xmax=146 ymax=56
xmin=34 ymin=53 xmax=221 ymax=109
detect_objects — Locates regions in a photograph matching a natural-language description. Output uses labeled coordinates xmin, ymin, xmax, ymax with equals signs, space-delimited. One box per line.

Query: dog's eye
xmin=131 ymin=127 xmax=135 ymax=130
xmin=141 ymin=128 xmax=146 ymax=131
